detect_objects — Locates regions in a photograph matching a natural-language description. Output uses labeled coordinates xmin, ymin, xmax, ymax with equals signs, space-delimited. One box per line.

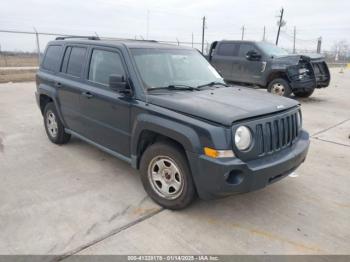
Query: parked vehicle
xmin=206 ymin=40 xmax=330 ymax=97
xmin=36 ymin=37 xmax=310 ymax=209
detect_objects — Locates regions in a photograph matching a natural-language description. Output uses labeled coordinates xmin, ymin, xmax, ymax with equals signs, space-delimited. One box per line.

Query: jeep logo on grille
xmin=277 ymin=105 xmax=285 ymax=109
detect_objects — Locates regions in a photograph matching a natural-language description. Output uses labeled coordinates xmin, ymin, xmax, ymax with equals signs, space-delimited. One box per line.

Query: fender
xmin=265 ymin=69 xmax=291 ymax=86
xmin=130 ymin=113 xmax=202 ymax=168
xmin=37 ymin=79 xmax=67 ymax=127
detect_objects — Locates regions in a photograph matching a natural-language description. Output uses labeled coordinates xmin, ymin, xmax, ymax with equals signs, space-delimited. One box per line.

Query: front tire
xmin=140 ymin=142 xmax=196 ymax=210
xmin=267 ymin=78 xmax=292 ymax=97
xmin=293 ymin=88 xmax=315 ymax=98
xmin=43 ymin=102 xmax=71 ymax=144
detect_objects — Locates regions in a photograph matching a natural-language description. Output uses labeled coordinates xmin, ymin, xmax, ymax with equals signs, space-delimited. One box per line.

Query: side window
xmin=61 ymin=47 xmax=72 ymax=73
xmin=63 ymin=47 xmax=87 ymax=77
xmin=238 ymin=44 xmax=258 ymax=57
xmin=88 ymin=49 xmax=125 ymax=86
xmin=217 ymin=43 xmax=238 ymax=56
xmin=42 ymin=45 xmax=62 ymax=72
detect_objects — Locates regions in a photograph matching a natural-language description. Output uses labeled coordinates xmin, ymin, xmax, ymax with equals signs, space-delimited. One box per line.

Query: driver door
xmin=238 ymin=43 xmax=264 ymax=85
xmin=78 ymin=47 xmax=132 ymax=157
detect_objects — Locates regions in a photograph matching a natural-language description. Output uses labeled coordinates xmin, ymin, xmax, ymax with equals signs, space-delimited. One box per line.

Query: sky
xmin=0 ymin=0 xmax=349 ymax=52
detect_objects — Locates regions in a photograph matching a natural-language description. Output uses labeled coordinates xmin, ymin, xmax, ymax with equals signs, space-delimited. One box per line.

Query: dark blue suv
xmin=36 ymin=37 xmax=310 ymax=209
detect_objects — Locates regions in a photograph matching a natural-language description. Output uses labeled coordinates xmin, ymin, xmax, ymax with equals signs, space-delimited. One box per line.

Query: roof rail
xmin=55 ymin=36 xmax=100 ymax=40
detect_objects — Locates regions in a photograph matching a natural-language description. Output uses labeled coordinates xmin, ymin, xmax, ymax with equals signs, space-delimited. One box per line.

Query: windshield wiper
xmin=197 ymin=81 xmax=229 ymax=89
xmin=148 ymin=84 xmax=197 ymax=91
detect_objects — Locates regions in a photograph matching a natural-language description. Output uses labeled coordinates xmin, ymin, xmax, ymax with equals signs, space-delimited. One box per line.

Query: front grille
xmin=255 ymin=111 xmax=299 ymax=156
xmin=232 ymin=108 xmax=301 ymax=161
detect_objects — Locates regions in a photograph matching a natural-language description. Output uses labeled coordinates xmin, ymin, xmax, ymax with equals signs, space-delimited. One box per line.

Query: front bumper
xmin=187 ymin=130 xmax=310 ymax=200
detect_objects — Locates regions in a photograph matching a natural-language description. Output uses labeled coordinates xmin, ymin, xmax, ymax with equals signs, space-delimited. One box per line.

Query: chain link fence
xmin=0 ymin=29 xmax=348 ymax=69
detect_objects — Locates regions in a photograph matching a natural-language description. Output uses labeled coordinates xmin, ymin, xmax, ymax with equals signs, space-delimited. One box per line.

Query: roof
xmin=50 ymin=38 xmax=193 ymax=50
xmin=219 ymin=40 xmax=258 ymax=44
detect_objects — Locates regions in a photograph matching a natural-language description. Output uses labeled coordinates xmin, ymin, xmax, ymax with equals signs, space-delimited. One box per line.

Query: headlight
xmin=235 ymin=126 xmax=252 ymax=151
xmin=298 ymin=68 xmax=308 ymax=74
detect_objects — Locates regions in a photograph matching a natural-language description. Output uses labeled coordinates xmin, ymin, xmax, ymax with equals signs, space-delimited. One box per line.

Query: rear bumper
xmin=188 ymin=130 xmax=310 ymax=200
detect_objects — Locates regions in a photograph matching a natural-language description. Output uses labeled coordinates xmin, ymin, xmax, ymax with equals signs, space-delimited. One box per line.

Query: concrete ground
xmin=0 ymin=68 xmax=349 ymax=257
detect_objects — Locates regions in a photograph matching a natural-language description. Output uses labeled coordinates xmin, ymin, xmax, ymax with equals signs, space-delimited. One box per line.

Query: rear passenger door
xmin=211 ymin=42 xmax=239 ymax=81
xmin=57 ymin=45 xmax=88 ymax=132
xmin=78 ymin=47 xmax=131 ymax=157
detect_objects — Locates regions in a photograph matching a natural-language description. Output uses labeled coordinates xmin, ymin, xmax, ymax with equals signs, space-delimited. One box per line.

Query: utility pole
xmin=241 ymin=25 xmax=245 ymax=40
xmin=262 ymin=26 xmax=266 ymax=41
xmin=276 ymin=8 xmax=284 ymax=45
xmin=201 ymin=16 xmax=206 ymax=53
xmin=33 ymin=27 xmax=40 ymax=64
xmin=191 ymin=33 xmax=194 ymax=48
xmin=146 ymin=10 xmax=150 ymax=40
xmin=293 ymin=26 xmax=296 ymax=53
xmin=317 ymin=37 xmax=322 ymax=53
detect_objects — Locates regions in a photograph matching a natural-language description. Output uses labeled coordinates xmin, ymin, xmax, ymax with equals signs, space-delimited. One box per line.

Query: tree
xmin=332 ymin=40 xmax=349 ymax=62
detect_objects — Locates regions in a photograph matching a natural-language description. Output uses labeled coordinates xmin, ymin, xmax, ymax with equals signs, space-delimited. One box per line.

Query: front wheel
xmin=267 ymin=78 xmax=292 ymax=97
xmin=293 ymin=88 xmax=315 ymax=98
xmin=139 ymin=142 xmax=196 ymax=210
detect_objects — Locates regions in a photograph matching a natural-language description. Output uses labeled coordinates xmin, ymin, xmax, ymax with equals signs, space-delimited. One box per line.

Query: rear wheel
xmin=44 ymin=102 xmax=71 ymax=144
xmin=293 ymin=88 xmax=315 ymax=98
xmin=267 ymin=78 xmax=292 ymax=97
xmin=140 ymin=142 xmax=196 ymax=209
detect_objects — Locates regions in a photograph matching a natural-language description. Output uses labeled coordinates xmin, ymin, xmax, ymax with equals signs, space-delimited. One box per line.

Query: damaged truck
xmin=207 ymin=40 xmax=330 ymax=97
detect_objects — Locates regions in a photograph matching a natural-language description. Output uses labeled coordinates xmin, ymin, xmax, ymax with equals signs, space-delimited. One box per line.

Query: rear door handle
xmin=82 ymin=91 xmax=93 ymax=99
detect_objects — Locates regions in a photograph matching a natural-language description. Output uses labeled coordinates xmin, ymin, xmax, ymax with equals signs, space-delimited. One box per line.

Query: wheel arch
xmin=266 ymin=70 xmax=290 ymax=87
xmin=131 ymin=114 xmax=201 ymax=169
xmin=37 ymin=84 xmax=66 ymax=126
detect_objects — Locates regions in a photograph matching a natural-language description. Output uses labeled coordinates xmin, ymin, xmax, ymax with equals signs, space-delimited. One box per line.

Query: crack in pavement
xmin=53 ymin=207 xmax=164 ymax=261
xmin=312 ymin=137 xmax=350 ymax=148
xmin=311 ymin=118 xmax=350 ymax=137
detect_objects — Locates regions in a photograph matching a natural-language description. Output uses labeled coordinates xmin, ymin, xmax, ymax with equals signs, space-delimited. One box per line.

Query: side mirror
xmin=109 ymin=74 xmax=129 ymax=94
xmin=246 ymin=50 xmax=261 ymax=61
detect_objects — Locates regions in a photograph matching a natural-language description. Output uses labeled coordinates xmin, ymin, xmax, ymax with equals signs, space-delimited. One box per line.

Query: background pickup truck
xmin=206 ymin=40 xmax=331 ymax=97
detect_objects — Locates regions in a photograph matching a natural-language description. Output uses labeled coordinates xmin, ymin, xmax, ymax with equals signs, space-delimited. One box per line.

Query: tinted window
xmin=42 ymin=45 xmax=62 ymax=72
xmin=89 ymin=49 xmax=125 ymax=86
xmin=217 ymin=43 xmax=238 ymax=56
xmin=238 ymin=44 xmax=258 ymax=57
xmin=61 ymin=47 xmax=72 ymax=73
xmin=131 ymin=48 xmax=223 ymax=89
xmin=65 ymin=47 xmax=86 ymax=77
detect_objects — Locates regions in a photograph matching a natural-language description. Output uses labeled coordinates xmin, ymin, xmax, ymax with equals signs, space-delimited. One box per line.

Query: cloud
xmin=0 ymin=0 xmax=348 ymax=51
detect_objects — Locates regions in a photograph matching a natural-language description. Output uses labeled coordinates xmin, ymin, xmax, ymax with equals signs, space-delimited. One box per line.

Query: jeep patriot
xmin=35 ymin=37 xmax=310 ymax=209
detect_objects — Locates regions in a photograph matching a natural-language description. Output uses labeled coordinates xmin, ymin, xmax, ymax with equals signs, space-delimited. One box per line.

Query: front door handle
xmin=82 ymin=91 xmax=93 ymax=99
xmin=55 ymin=82 xmax=62 ymax=88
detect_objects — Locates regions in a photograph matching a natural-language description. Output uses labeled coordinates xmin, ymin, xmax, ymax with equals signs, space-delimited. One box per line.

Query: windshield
xmin=130 ymin=48 xmax=224 ymax=89
xmin=256 ymin=42 xmax=289 ymax=57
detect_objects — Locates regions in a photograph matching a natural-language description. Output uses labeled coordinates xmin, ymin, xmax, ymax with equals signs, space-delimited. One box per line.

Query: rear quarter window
xmin=42 ymin=45 xmax=62 ymax=72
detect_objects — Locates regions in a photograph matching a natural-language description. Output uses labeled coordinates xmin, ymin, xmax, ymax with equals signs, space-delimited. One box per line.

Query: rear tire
xmin=43 ymin=102 xmax=71 ymax=144
xmin=293 ymin=88 xmax=315 ymax=98
xmin=267 ymin=78 xmax=292 ymax=97
xmin=139 ymin=142 xmax=196 ymax=210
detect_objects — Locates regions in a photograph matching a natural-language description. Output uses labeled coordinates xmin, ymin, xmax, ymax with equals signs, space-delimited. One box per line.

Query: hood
xmin=147 ymin=87 xmax=299 ymax=126
xmin=273 ymin=53 xmax=326 ymax=66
